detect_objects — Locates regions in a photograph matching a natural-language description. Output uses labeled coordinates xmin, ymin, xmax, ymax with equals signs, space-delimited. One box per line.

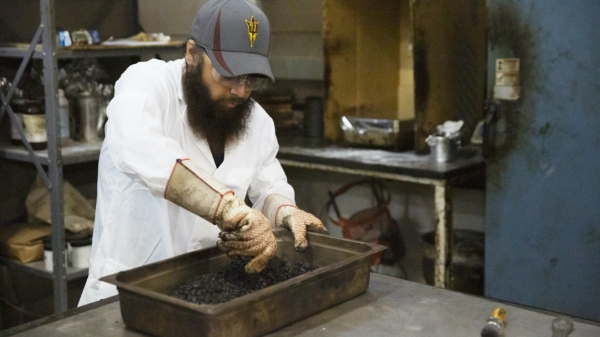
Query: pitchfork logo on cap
xmin=245 ymin=15 xmax=259 ymax=47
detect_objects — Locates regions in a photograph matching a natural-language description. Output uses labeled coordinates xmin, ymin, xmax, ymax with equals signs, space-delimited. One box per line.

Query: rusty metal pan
xmin=101 ymin=227 xmax=386 ymax=337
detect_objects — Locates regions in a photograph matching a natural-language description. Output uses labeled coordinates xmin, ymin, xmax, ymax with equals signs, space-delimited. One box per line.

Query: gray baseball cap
xmin=191 ymin=0 xmax=274 ymax=82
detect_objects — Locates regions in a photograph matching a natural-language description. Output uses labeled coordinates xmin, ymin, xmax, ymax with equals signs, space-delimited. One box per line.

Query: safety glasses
xmin=211 ymin=67 xmax=267 ymax=92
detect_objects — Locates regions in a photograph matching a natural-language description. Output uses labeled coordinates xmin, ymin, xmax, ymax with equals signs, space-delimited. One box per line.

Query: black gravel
xmin=171 ymin=258 xmax=318 ymax=304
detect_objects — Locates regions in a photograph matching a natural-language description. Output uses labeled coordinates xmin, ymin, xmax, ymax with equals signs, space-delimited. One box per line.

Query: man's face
xmin=199 ymin=52 xmax=253 ymax=104
xmin=182 ymin=42 xmax=253 ymax=154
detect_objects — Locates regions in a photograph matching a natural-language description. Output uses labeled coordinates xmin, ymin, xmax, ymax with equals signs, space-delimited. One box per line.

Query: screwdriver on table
xmin=481 ymin=307 xmax=506 ymax=337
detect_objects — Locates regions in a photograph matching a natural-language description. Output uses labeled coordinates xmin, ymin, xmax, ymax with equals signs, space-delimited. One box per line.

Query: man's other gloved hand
xmin=278 ymin=206 xmax=328 ymax=251
xmin=263 ymin=194 xmax=329 ymax=252
xmin=164 ymin=159 xmax=276 ymax=273
xmin=215 ymin=195 xmax=277 ymax=273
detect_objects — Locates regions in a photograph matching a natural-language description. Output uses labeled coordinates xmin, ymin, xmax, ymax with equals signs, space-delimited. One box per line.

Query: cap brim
xmin=205 ymin=49 xmax=274 ymax=83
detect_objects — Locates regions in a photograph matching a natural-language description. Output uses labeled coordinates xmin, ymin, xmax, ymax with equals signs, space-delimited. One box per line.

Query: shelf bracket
xmin=0 ymin=25 xmax=50 ymax=188
xmin=3 ymin=102 xmax=51 ymax=188
xmin=0 ymin=25 xmax=43 ymax=122
xmin=41 ymin=0 xmax=68 ymax=315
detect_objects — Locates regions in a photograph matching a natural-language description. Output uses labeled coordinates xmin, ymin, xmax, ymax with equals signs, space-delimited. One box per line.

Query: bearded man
xmin=79 ymin=0 xmax=327 ymax=306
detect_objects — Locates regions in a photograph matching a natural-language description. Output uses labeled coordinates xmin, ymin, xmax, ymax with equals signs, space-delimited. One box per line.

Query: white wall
xmin=258 ymin=0 xmax=324 ymax=80
xmin=138 ymin=0 xmax=324 ymax=81
xmin=138 ymin=0 xmax=325 ymax=99
xmin=138 ymin=0 xmax=208 ymax=38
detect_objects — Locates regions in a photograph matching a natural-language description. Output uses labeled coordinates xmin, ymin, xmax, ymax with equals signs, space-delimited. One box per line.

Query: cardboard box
xmin=0 ymin=222 xmax=51 ymax=263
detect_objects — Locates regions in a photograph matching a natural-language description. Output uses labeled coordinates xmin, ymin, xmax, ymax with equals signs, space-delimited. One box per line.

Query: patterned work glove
xmin=216 ymin=195 xmax=277 ymax=273
xmin=164 ymin=159 xmax=276 ymax=273
xmin=264 ymin=194 xmax=329 ymax=251
xmin=277 ymin=206 xmax=328 ymax=251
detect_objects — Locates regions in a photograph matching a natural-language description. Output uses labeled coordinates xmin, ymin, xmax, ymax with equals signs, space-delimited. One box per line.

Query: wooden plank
xmin=323 ymin=0 xmax=358 ymax=141
xmin=398 ymin=0 xmax=415 ymax=120
xmin=412 ymin=0 xmax=488 ymax=152
xmin=324 ymin=0 xmax=403 ymax=142
xmin=356 ymin=0 xmax=400 ymax=120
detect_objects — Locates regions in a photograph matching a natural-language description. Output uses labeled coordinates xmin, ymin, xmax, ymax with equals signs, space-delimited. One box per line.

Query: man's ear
xmin=185 ymin=40 xmax=197 ymax=66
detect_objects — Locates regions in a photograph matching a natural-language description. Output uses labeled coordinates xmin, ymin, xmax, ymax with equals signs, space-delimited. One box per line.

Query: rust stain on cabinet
xmin=487 ymin=0 xmax=543 ymax=190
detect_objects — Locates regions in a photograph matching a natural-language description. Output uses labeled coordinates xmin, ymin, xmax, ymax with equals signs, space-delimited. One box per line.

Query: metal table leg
xmin=434 ymin=181 xmax=452 ymax=288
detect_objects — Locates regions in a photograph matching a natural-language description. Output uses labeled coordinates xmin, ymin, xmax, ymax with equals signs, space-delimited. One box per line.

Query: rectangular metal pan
xmin=340 ymin=116 xmax=415 ymax=151
xmin=101 ymin=227 xmax=386 ymax=337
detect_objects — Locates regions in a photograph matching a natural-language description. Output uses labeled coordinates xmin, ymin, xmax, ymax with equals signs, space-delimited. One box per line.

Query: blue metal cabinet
xmin=485 ymin=0 xmax=600 ymax=321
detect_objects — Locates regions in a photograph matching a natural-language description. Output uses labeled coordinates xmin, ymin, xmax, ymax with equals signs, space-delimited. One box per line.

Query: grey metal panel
xmin=485 ymin=0 xmax=600 ymax=322
xmin=40 ymin=0 xmax=69 ymax=314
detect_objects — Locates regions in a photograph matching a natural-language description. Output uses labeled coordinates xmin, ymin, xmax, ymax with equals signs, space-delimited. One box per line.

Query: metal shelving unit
xmin=0 ymin=141 xmax=103 ymax=165
xmin=0 ymin=0 xmax=181 ymax=314
xmin=0 ymin=42 xmax=184 ymax=59
xmin=0 ymin=257 xmax=88 ymax=281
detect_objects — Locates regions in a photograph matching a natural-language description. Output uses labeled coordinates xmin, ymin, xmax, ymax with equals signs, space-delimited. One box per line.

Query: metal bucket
xmin=426 ymin=135 xmax=460 ymax=162
xmin=74 ymin=92 xmax=103 ymax=142
xmin=421 ymin=229 xmax=484 ymax=295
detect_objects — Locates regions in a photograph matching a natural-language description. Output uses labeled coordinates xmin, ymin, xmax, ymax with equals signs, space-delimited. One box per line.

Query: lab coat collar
xmin=173 ymin=58 xmax=185 ymax=103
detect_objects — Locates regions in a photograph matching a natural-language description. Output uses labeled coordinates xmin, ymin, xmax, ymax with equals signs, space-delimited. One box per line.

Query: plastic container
xmin=10 ymin=99 xmax=47 ymax=150
xmin=58 ymin=89 xmax=71 ymax=143
xmin=74 ymin=91 xmax=102 ymax=142
xmin=42 ymin=236 xmax=68 ymax=272
xmin=68 ymin=236 xmax=92 ymax=268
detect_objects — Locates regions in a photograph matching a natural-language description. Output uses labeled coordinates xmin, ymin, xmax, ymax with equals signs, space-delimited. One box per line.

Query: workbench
xmin=276 ymin=138 xmax=485 ymax=289
xmin=4 ymin=273 xmax=598 ymax=336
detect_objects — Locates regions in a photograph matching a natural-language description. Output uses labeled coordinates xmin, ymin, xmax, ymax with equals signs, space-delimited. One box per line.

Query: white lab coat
xmin=78 ymin=58 xmax=294 ymax=306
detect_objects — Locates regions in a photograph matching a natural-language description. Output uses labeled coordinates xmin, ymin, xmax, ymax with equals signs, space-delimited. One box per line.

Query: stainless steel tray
xmin=340 ymin=116 xmax=414 ymax=151
xmin=101 ymin=228 xmax=386 ymax=337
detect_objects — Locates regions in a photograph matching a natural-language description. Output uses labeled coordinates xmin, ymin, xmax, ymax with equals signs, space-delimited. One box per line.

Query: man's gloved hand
xmin=264 ymin=194 xmax=329 ymax=252
xmin=277 ymin=206 xmax=328 ymax=251
xmin=215 ymin=195 xmax=277 ymax=273
xmin=164 ymin=159 xmax=276 ymax=273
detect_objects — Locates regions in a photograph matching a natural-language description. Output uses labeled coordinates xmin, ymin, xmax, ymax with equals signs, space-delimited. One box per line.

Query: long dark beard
xmin=182 ymin=62 xmax=253 ymax=155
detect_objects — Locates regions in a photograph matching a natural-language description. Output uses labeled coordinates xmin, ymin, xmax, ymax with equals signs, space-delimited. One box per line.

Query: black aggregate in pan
xmin=171 ymin=258 xmax=318 ymax=304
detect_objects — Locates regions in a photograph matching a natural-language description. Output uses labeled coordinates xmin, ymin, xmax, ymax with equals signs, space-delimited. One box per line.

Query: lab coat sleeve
xmin=247 ymin=115 xmax=295 ymax=212
xmin=104 ymin=64 xmax=187 ymax=197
